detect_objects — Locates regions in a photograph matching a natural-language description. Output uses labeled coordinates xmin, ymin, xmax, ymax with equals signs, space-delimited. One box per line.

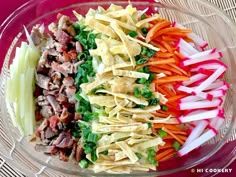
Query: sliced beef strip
xmin=40 ymin=105 xmax=53 ymax=118
xmin=37 ymin=95 xmax=49 ymax=106
xmin=58 ymin=107 xmax=72 ymax=124
xmin=63 ymin=76 xmax=74 ymax=87
xmin=55 ymin=29 xmax=71 ymax=45
xmin=75 ymin=145 xmax=84 ymax=162
xmin=43 ymin=89 xmax=59 ymax=96
xmin=55 ymin=132 xmax=74 ymax=149
xmin=53 ymin=132 xmax=66 ymax=146
xmin=56 ymin=93 xmax=68 ymax=103
xmin=45 ymin=127 xmax=58 ymax=139
xmin=51 ymin=61 xmax=73 ymax=76
xmin=37 ymin=50 xmax=49 ymax=69
xmin=36 ymin=74 xmax=51 ymax=90
xmin=47 ymin=95 xmax=62 ymax=113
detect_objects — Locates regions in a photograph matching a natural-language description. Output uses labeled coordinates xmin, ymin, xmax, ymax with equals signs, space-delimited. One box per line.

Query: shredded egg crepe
xmin=72 ymin=4 xmax=175 ymax=173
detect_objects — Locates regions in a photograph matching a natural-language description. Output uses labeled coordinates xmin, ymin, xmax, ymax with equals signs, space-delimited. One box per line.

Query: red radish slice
xmin=183 ymin=120 xmax=209 ymax=147
xmin=176 ymin=38 xmax=198 ymax=55
xmin=178 ymin=129 xmax=216 ymax=157
xmin=178 ymin=98 xmax=222 ymax=110
xmin=173 ymin=22 xmax=208 ymax=49
xmin=181 ymin=49 xmax=222 ymax=67
xmin=194 ymin=66 xmax=226 ymax=94
xmin=178 ymin=108 xmax=223 ymax=123
xmin=179 ymin=95 xmax=204 ymax=103
xmin=182 ymin=73 xmax=207 ymax=86
xmin=203 ymin=80 xmax=225 ymax=91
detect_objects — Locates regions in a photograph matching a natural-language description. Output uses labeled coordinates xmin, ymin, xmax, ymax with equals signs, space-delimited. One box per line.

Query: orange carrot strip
xmin=149 ymin=66 xmax=172 ymax=75
xmin=155 ymin=52 xmax=174 ymax=58
xmin=152 ymin=124 xmax=182 ymax=131
xmin=155 ymin=65 xmax=183 ymax=75
xmin=154 ymin=148 xmax=175 ymax=161
xmin=166 ymin=32 xmax=189 ymax=37
xmin=174 ymin=50 xmax=185 ymax=60
xmin=162 ymin=127 xmax=185 ymax=145
xmin=146 ymin=20 xmax=171 ymax=42
xmin=158 ymin=40 xmax=173 ymax=53
xmin=151 ymin=41 xmax=167 ymax=52
xmin=153 ymin=75 xmax=190 ymax=84
xmin=161 ymin=86 xmax=176 ymax=97
xmin=158 ymin=141 xmax=173 ymax=150
xmin=169 ymin=64 xmax=189 ymax=76
xmin=167 ymin=94 xmax=187 ymax=103
xmin=152 ymin=112 xmax=171 ymax=118
xmin=178 ymin=135 xmax=187 ymax=141
xmin=171 ymin=130 xmax=187 ymax=135
xmin=154 ymin=27 xmax=182 ymax=37
xmin=162 ymin=35 xmax=180 ymax=42
xmin=155 ymin=86 xmax=171 ymax=97
xmin=147 ymin=58 xmax=176 ymax=66
xmin=159 ymin=151 xmax=176 ymax=161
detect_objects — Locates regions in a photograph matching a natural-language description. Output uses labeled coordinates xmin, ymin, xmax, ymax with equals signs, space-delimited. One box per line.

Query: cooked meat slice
xmin=43 ymin=89 xmax=59 ymax=96
xmin=63 ymin=76 xmax=74 ymax=87
xmin=48 ymin=22 xmax=58 ymax=34
xmin=67 ymin=25 xmax=76 ymax=36
xmin=31 ymin=28 xmax=42 ymax=45
xmin=47 ymin=95 xmax=62 ymax=113
xmin=53 ymin=132 xmax=66 ymax=145
xmin=49 ymin=83 xmax=60 ymax=90
xmin=55 ymin=132 xmax=74 ymax=148
xmin=58 ymin=15 xmax=71 ymax=30
xmin=35 ymin=110 xmax=43 ymax=121
xmin=65 ymin=86 xmax=76 ymax=98
xmin=74 ymin=113 xmax=82 ymax=121
xmin=57 ymin=122 xmax=66 ymax=131
xmin=37 ymin=50 xmax=49 ymax=69
xmin=56 ymin=94 xmax=67 ymax=103
xmin=75 ymin=145 xmax=84 ymax=162
xmin=59 ymin=107 xmax=72 ymax=123
xmin=37 ymin=95 xmax=49 ymax=106
xmin=59 ymin=150 xmax=69 ymax=162
xmin=55 ymin=29 xmax=71 ymax=45
xmin=36 ymin=119 xmax=48 ymax=137
xmin=45 ymin=127 xmax=58 ymax=139
xmin=75 ymin=41 xmax=83 ymax=53
xmin=35 ymin=144 xmax=57 ymax=154
xmin=51 ymin=61 xmax=73 ymax=76
xmin=67 ymin=50 xmax=77 ymax=60
xmin=36 ymin=74 xmax=51 ymax=90
xmin=48 ymin=115 xmax=59 ymax=131
xmin=40 ymin=105 xmax=53 ymax=118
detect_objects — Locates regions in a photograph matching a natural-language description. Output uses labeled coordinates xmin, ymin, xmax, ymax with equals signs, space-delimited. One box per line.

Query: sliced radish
xmin=178 ymin=129 xmax=216 ymax=157
xmin=178 ymin=98 xmax=222 ymax=110
xmin=182 ymin=73 xmax=207 ymax=86
xmin=176 ymin=38 xmax=198 ymax=55
xmin=183 ymin=120 xmax=209 ymax=147
xmin=178 ymin=108 xmax=223 ymax=123
xmin=194 ymin=66 xmax=226 ymax=94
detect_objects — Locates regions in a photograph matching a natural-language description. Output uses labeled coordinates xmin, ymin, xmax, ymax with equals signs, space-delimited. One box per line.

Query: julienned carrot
xmin=151 ymin=41 xmax=167 ymax=52
xmin=146 ymin=20 xmax=171 ymax=42
xmin=152 ymin=124 xmax=182 ymax=131
xmin=161 ymin=86 xmax=176 ymax=97
xmin=155 ymin=86 xmax=171 ymax=97
xmin=154 ymin=148 xmax=175 ymax=161
xmin=157 ymin=40 xmax=173 ymax=53
xmin=153 ymin=75 xmax=190 ymax=84
xmin=167 ymin=94 xmax=187 ymax=103
xmin=159 ymin=151 xmax=176 ymax=161
xmin=155 ymin=52 xmax=174 ymax=58
xmin=149 ymin=66 xmax=172 ymax=75
xmin=155 ymin=65 xmax=183 ymax=75
xmin=169 ymin=64 xmax=189 ymax=76
xmin=162 ymin=127 xmax=185 ymax=145
xmin=162 ymin=35 xmax=180 ymax=42
xmin=152 ymin=112 xmax=172 ymax=118
xmin=153 ymin=27 xmax=188 ymax=37
xmin=166 ymin=31 xmax=190 ymax=37
xmin=158 ymin=141 xmax=173 ymax=150
xmin=171 ymin=130 xmax=187 ymax=135
xmin=147 ymin=58 xmax=176 ymax=66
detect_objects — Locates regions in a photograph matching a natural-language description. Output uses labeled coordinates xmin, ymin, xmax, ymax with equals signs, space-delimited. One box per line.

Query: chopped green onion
xmin=146 ymin=49 xmax=156 ymax=57
xmin=141 ymin=87 xmax=153 ymax=99
xmin=135 ymin=152 xmax=143 ymax=159
xmin=161 ymin=105 xmax=168 ymax=111
xmin=136 ymin=58 xmax=148 ymax=65
xmin=141 ymin=14 xmax=146 ymax=20
xmin=136 ymin=78 xmax=147 ymax=84
xmin=79 ymin=159 xmax=89 ymax=168
xmin=87 ymin=133 xmax=98 ymax=143
xmin=173 ymin=141 xmax=181 ymax=151
xmin=128 ymin=31 xmax=138 ymax=38
xmin=143 ymin=66 xmax=150 ymax=73
xmin=100 ymin=150 xmax=109 ymax=155
xmin=158 ymin=129 xmax=167 ymax=137
xmin=84 ymin=146 xmax=93 ymax=154
xmin=141 ymin=46 xmax=148 ymax=55
xmin=73 ymin=23 xmax=80 ymax=30
xmin=147 ymin=122 xmax=152 ymax=128
xmin=91 ymin=149 xmax=98 ymax=162
xmin=134 ymin=87 xmax=141 ymax=98
xmin=148 ymin=98 xmax=160 ymax=106
xmin=147 ymin=148 xmax=156 ymax=157
xmin=149 ymin=73 xmax=156 ymax=81
xmin=141 ymin=27 xmax=148 ymax=35
xmin=136 ymin=104 xmax=145 ymax=109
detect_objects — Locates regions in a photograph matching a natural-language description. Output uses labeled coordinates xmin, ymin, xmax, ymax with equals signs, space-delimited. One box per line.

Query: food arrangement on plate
xmin=6 ymin=3 xmax=229 ymax=174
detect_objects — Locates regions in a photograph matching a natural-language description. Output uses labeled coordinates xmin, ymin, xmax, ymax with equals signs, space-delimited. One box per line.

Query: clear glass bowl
xmin=0 ymin=0 xmax=236 ymax=176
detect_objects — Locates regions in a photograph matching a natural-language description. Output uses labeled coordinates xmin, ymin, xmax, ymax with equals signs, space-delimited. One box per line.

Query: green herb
xmin=147 ymin=122 xmax=152 ymax=128
xmin=143 ymin=66 xmax=150 ymax=73
xmin=91 ymin=149 xmax=98 ymax=162
xmin=87 ymin=133 xmax=98 ymax=143
xmin=84 ymin=146 xmax=93 ymax=154
xmin=147 ymin=148 xmax=158 ymax=165
xmin=136 ymin=58 xmax=148 ymax=65
xmin=141 ymin=87 xmax=153 ymax=99
xmin=77 ymin=52 xmax=87 ymax=60
xmin=134 ymin=87 xmax=141 ymax=98
xmin=137 ymin=67 xmax=144 ymax=72
xmin=79 ymin=159 xmax=89 ymax=168
xmin=141 ymin=27 xmax=148 ymax=35
xmin=141 ymin=14 xmax=146 ymax=20
xmin=161 ymin=105 xmax=168 ymax=111
xmin=148 ymin=98 xmax=160 ymax=106
xmin=146 ymin=49 xmax=156 ymax=57
xmin=136 ymin=78 xmax=147 ymax=84
xmin=100 ymin=150 xmax=109 ymax=155
xmin=158 ymin=129 xmax=167 ymax=137
xmin=173 ymin=141 xmax=181 ymax=151
xmin=73 ymin=23 xmax=81 ymax=30
xmin=136 ymin=104 xmax=146 ymax=109
xmin=128 ymin=31 xmax=138 ymax=38
xmin=141 ymin=46 xmax=148 ymax=55
xmin=135 ymin=152 xmax=143 ymax=159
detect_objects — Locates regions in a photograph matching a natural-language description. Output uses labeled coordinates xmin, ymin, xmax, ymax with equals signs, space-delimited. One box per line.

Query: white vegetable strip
xmin=178 ymin=98 xmax=222 ymax=110
xmin=193 ymin=66 xmax=226 ymax=94
xmin=176 ymin=38 xmax=198 ymax=55
xmin=178 ymin=109 xmax=222 ymax=123
xmin=183 ymin=120 xmax=209 ymax=147
xmin=178 ymin=129 xmax=216 ymax=156
xmin=182 ymin=73 xmax=207 ymax=86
